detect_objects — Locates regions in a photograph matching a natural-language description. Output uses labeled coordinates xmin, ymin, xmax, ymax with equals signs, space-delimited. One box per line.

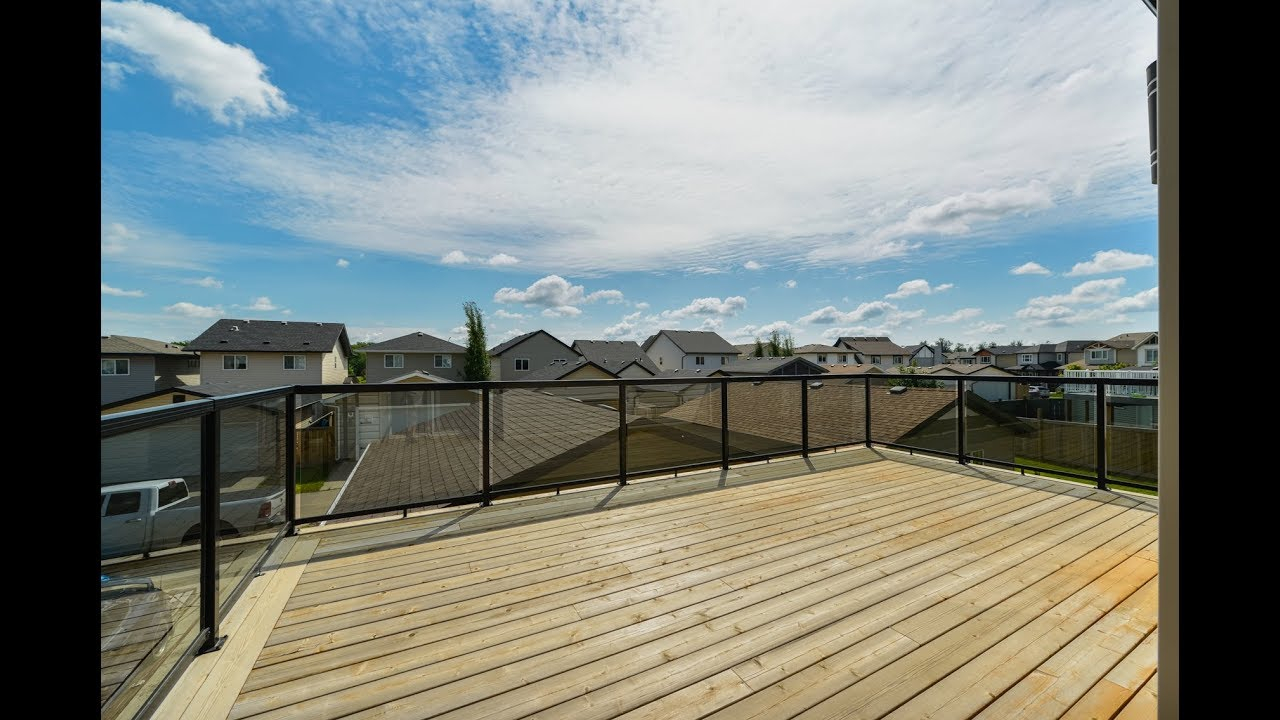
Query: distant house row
xmin=101 ymin=319 xmax=1157 ymax=412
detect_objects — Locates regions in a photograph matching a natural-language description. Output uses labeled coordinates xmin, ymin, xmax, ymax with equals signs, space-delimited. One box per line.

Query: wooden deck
xmin=155 ymin=448 xmax=1159 ymax=720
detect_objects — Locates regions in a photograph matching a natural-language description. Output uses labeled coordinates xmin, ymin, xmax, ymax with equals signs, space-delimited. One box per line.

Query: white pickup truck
xmin=100 ymin=478 xmax=286 ymax=559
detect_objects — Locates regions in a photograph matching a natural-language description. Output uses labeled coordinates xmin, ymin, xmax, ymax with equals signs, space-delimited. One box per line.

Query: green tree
xmin=767 ymin=330 xmax=782 ymax=357
xmin=888 ymin=365 xmax=943 ymax=388
xmin=347 ymin=341 xmax=370 ymax=382
xmin=753 ymin=337 xmax=765 ymax=357
xmin=463 ymin=301 xmax=491 ymax=380
xmin=934 ymin=337 xmax=952 ymax=354
xmin=782 ymin=333 xmax=794 ymax=356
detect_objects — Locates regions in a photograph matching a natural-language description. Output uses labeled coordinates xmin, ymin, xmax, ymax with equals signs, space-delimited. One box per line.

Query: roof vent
xmin=281 ymin=321 xmax=288 ymax=325
xmin=245 ymin=319 xmax=251 ymax=323
xmin=303 ymin=341 xmax=311 ymax=345
xmin=262 ymin=341 xmax=271 ymax=344
xmin=230 ymin=325 xmax=239 ymax=331
xmin=219 ymin=340 xmax=228 ymax=344
xmin=315 ymin=322 xmax=322 ymax=326
xmin=417 ymin=332 xmax=424 ymax=336
xmin=889 ymin=385 xmax=907 ymax=395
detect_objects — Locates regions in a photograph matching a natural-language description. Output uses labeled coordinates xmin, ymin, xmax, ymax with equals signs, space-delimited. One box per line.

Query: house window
xmin=384 ymin=354 xmax=404 ymax=369
xmin=187 ymin=357 xmax=200 ymax=369
xmin=720 ymin=356 xmax=728 ymax=365
xmin=839 ymin=354 xmax=848 ymax=363
xmin=695 ymin=356 xmax=706 ymax=366
xmin=101 ymin=359 xmax=129 ymax=375
xmin=658 ymin=357 xmax=663 ymax=366
xmin=980 ymin=355 xmax=993 ymax=364
xmin=870 ymin=356 xmax=881 ymax=365
xmin=1144 ymin=348 xmax=1159 ymax=364
xmin=1087 ymin=349 xmax=1112 ymax=362
xmin=893 ymin=355 xmax=903 ymax=364
xmin=283 ymin=355 xmax=307 ymax=370
xmin=1019 ymin=354 xmax=1035 ymax=364
xmin=434 ymin=355 xmax=452 ymax=369
xmin=223 ymin=355 xmax=247 ymax=370
xmin=515 ymin=358 xmax=530 ymax=371
xmin=817 ymin=354 xmax=827 ymax=363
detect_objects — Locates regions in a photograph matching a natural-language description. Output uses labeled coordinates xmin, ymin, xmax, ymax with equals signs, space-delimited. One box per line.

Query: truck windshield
xmin=157 ymin=481 xmax=188 ymax=508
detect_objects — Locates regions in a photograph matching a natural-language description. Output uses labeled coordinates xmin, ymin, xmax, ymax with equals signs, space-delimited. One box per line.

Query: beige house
xmin=101 ymin=335 xmax=201 ymax=405
xmin=186 ymin=319 xmax=352 ymax=390
xmin=363 ymin=332 xmax=467 ymax=383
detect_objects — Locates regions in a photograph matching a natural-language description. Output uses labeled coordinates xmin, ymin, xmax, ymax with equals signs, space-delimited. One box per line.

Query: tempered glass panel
xmin=493 ymin=384 xmax=619 ymax=490
xmin=627 ymin=381 xmax=721 ymax=475
xmin=806 ymin=378 xmax=866 ymax=448
xmin=726 ymin=380 xmax=802 ymax=460
xmin=1106 ymin=380 xmax=1159 ymax=490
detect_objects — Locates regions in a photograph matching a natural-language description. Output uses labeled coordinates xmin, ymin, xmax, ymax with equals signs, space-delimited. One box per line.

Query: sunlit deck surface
xmin=161 ymin=448 xmax=1159 ymax=720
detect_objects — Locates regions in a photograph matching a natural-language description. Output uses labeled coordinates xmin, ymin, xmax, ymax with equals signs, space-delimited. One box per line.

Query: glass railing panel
xmin=101 ymin=416 xmax=203 ymax=720
xmin=217 ymin=397 xmax=288 ymax=612
xmin=493 ymin=383 xmax=619 ymax=491
xmin=806 ymin=377 xmax=866 ymax=448
xmin=969 ymin=378 xmax=1099 ymax=480
xmin=726 ymin=379 xmax=802 ymax=460
xmin=316 ymin=387 xmax=483 ymax=516
xmin=1106 ymin=380 xmax=1159 ymax=492
xmin=869 ymin=375 xmax=958 ymax=450
xmin=626 ymin=380 xmax=722 ymax=475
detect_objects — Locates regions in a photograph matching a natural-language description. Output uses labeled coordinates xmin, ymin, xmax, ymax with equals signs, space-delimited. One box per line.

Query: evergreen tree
xmin=753 ymin=337 xmax=765 ymax=357
xmin=462 ymin=301 xmax=491 ymax=381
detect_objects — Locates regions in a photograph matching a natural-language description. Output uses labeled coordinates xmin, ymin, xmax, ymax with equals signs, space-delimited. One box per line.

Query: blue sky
xmin=102 ymin=0 xmax=1159 ymax=350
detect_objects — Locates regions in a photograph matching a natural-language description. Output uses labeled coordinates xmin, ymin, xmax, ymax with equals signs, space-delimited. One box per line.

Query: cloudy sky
xmin=102 ymin=0 xmax=1158 ymax=349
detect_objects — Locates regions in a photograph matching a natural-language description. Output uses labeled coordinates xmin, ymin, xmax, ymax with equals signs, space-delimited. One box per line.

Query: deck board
xmin=157 ymin=448 xmax=1157 ymax=720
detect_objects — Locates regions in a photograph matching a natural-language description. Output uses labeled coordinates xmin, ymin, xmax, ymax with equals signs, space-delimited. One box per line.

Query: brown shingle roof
xmin=186 ymin=319 xmax=351 ymax=354
xmin=101 ymin=335 xmax=192 ymax=355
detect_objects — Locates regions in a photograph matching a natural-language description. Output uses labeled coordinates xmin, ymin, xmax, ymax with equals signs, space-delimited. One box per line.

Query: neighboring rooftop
xmin=1104 ymin=332 xmax=1158 ymax=349
xmin=101 ymin=335 xmax=192 ymax=356
xmin=186 ymin=319 xmax=351 ymax=355
xmin=793 ymin=343 xmax=847 ymax=354
xmin=572 ymin=340 xmax=662 ymax=375
xmin=716 ymin=356 xmax=828 ymax=376
xmin=520 ymin=357 xmax=611 ymax=382
xmin=641 ymin=330 xmax=738 ymax=355
xmin=489 ymin=329 xmax=574 ymax=356
xmin=363 ymin=331 xmax=466 ymax=354
xmin=834 ymin=336 xmax=910 ymax=356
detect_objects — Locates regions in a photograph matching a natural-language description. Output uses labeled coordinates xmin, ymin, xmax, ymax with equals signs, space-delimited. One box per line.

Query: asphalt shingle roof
xmin=488 ymin=330 xmax=574 ymax=356
xmin=101 ymin=335 xmax=192 ymax=355
xmin=186 ymin=319 xmax=351 ymax=354
xmin=363 ymin=332 xmax=466 ymax=354
xmin=794 ymin=344 xmax=846 ymax=354
xmin=834 ymin=337 xmax=910 ymax=356
xmin=642 ymin=330 xmax=738 ymax=354
xmin=1103 ymin=332 xmax=1157 ymax=349
xmin=519 ymin=358 xmax=610 ymax=382
xmin=716 ymin=357 xmax=828 ymax=376
xmin=572 ymin=340 xmax=662 ymax=375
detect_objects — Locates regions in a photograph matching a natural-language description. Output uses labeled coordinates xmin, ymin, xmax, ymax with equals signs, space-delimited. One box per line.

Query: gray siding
xmin=366 ymin=352 xmax=467 ymax=383
xmin=199 ymin=351 xmax=324 ymax=389
xmin=102 ymin=355 xmax=155 ymax=405
xmin=492 ymin=334 xmax=574 ymax=380
xmin=645 ymin=334 xmax=737 ymax=370
xmin=155 ymin=354 xmax=200 ymax=390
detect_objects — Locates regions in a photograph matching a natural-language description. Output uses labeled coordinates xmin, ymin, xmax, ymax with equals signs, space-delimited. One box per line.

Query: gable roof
xmin=663 ymin=367 xmax=729 ymax=378
xmin=902 ymin=343 xmax=934 ymax=355
xmin=1054 ymin=340 xmax=1099 ymax=353
xmin=833 ymin=336 xmax=910 ymax=356
xmin=186 ymin=319 xmax=351 ymax=355
xmin=101 ymin=335 xmax=192 ymax=356
xmin=488 ymin=329 xmax=574 ymax=356
xmin=985 ymin=345 xmax=1025 ymax=356
xmin=363 ymin=332 xmax=466 ymax=354
xmin=924 ymin=363 xmax=1017 ymax=376
xmin=793 ymin=344 xmax=846 ymax=354
xmin=641 ymin=330 xmax=738 ymax=355
xmin=1104 ymin=332 xmax=1158 ymax=349
xmin=733 ymin=343 xmax=758 ymax=356
xmin=717 ymin=356 xmax=829 ymax=376
xmin=571 ymin=340 xmax=662 ymax=375
xmin=818 ymin=363 xmax=888 ymax=375
xmin=521 ymin=358 xmax=613 ymax=382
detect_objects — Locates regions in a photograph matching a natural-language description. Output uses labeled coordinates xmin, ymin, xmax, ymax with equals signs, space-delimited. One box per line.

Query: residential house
xmin=101 ymin=386 xmax=215 ymax=416
xmin=186 ymin=319 xmax=352 ymax=389
xmin=981 ymin=344 xmax=1024 ymax=370
xmin=572 ymin=340 xmax=662 ymax=377
xmin=363 ymin=331 xmax=467 ymax=383
xmin=793 ymin=344 xmax=852 ymax=365
xmin=717 ymin=356 xmax=827 ymax=376
xmin=1002 ymin=341 xmax=1097 ymax=376
xmin=641 ymin=330 xmax=739 ymax=370
xmin=1099 ymin=331 xmax=1159 ymax=367
xmin=732 ymin=343 xmax=758 ymax=358
xmin=972 ymin=347 xmax=997 ymax=366
xmin=921 ymin=363 xmax=1019 ymax=402
xmin=832 ymin=336 xmax=910 ymax=367
xmin=902 ymin=343 xmax=938 ymax=367
xmin=818 ymin=363 xmax=889 ymax=376
xmin=944 ymin=351 xmax=977 ymax=365
xmin=100 ymin=335 xmax=201 ymax=405
xmin=488 ymin=330 xmax=577 ymax=380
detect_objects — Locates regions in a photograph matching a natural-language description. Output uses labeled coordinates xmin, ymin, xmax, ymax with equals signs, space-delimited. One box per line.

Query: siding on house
xmin=101 ymin=390 xmax=209 ymax=416
xmin=199 ymin=351 xmax=325 ymax=387
xmin=365 ymin=351 xmax=466 ymax=383
xmin=155 ymin=354 xmax=201 ymax=390
xmin=101 ymin=355 xmax=157 ymax=405
xmin=321 ymin=338 xmax=351 ymax=384
xmin=644 ymin=334 xmax=735 ymax=370
xmin=616 ymin=363 xmax=656 ymax=378
xmin=491 ymin=333 xmax=574 ymax=380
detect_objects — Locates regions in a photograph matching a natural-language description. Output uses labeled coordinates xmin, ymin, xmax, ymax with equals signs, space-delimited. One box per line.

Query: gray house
xmin=902 ymin=343 xmax=938 ymax=367
xmin=488 ymin=330 xmax=576 ymax=380
xmin=833 ymin=336 xmax=911 ymax=367
xmin=101 ymin=335 xmax=201 ymax=405
xmin=363 ymin=332 xmax=467 ymax=383
xmin=186 ymin=319 xmax=352 ymax=390
xmin=642 ymin=330 xmax=739 ymax=370
xmin=571 ymin=340 xmax=662 ymax=377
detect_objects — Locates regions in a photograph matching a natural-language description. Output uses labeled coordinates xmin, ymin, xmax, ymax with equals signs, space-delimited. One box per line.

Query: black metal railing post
xmin=800 ymin=378 xmax=809 ymax=457
xmin=720 ymin=379 xmax=729 ymax=470
xmin=618 ymin=383 xmax=628 ymax=486
xmin=284 ymin=395 xmax=296 ymax=535
xmin=482 ymin=387 xmax=492 ymax=505
xmin=864 ymin=377 xmax=872 ymax=448
xmin=956 ymin=378 xmax=968 ymax=465
xmin=198 ymin=410 xmax=225 ymax=653
xmin=1095 ymin=381 xmax=1109 ymax=490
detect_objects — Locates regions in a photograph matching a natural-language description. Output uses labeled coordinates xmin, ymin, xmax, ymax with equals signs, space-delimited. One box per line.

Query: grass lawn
xmin=1012 ymin=456 xmax=1158 ymax=497
xmin=296 ymin=466 xmax=328 ymax=493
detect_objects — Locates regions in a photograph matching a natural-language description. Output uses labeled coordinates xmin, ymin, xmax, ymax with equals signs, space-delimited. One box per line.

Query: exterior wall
xmin=199 ymin=351 xmax=324 ymax=388
xmin=644 ymin=334 xmax=685 ymax=370
xmin=910 ymin=347 xmax=936 ymax=367
xmin=366 ymin=351 xmax=466 ymax=383
xmin=321 ymin=339 xmax=350 ymax=384
xmin=101 ymin=390 xmax=208 ymax=415
xmin=681 ymin=352 xmax=734 ymax=370
xmin=154 ymin=354 xmax=201 ymax=390
xmin=102 ymin=355 xmax=155 ymax=405
xmin=1135 ymin=342 xmax=1159 ymax=367
xmin=617 ymin=363 xmax=655 ymax=378
xmin=798 ymin=351 xmax=852 ymax=364
xmin=493 ymin=333 xmax=574 ymax=380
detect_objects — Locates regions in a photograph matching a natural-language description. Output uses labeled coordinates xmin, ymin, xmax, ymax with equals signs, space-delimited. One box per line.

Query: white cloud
xmin=931 ymin=308 xmax=983 ymax=323
xmin=247 ymin=296 xmax=279 ymax=311
xmin=102 ymin=283 xmax=145 ymax=297
xmin=495 ymin=275 xmax=586 ymax=306
xmin=493 ymin=309 xmax=524 ymax=319
xmin=799 ymin=301 xmax=895 ymax=325
xmin=486 ymin=253 xmax=520 ymax=266
xmin=1025 ymin=277 xmax=1126 ymax=308
xmin=743 ymin=260 xmax=763 ymax=270
xmin=1065 ymin=249 xmax=1156 ymax=276
xmin=1105 ymin=286 xmax=1158 ymax=313
xmin=869 ymin=183 xmax=1055 ymax=246
xmin=1015 ymin=278 xmax=1140 ymax=327
xmin=586 ymin=289 xmax=625 ymax=304
xmin=102 ymin=222 xmax=134 ymax=255
xmin=281 ymin=309 xmax=293 ymax=316
xmin=687 ymin=266 xmax=725 ymax=275
xmin=542 ymin=306 xmax=582 ymax=318
xmin=730 ymin=320 xmax=796 ymax=342
xmin=442 ymin=250 xmax=470 ymax=265
xmin=336 ymin=258 xmax=350 ymax=268
xmin=634 ymin=302 xmax=650 ymax=311
xmin=183 ymin=275 xmax=223 ymax=288
xmin=101 ymin=60 xmax=134 ymax=89
xmin=885 ymin=279 xmax=953 ymax=299
xmin=164 ymin=301 xmax=222 ymax=318
xmin=973 ymin=322 xmax=1007 ymax=334
xmin=697 ymin=318 xmax=724 ymax=331
xmin=784 ymin=280 xmax=797 ymax=289
xmin=101 ymin=219 xmax=225 ymax=271
xmin=602 ymin=320 xmax=636 ymax=338
xmin=661 ymin=296 xmax=748 ymax=319
xmin=1010 ymin=261 xmax=1051 ymax=275
xmin=100 ymin=0 xmax=292 ymax=125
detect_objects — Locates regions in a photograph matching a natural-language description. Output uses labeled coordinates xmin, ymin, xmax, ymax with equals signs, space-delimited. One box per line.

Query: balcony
xmin=101 ymin=374 xmax=1159 ymax=719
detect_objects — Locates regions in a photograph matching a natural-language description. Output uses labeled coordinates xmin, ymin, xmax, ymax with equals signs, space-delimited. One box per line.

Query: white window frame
xmin=101 ymin=358 xmax=130 ymax=375
xmin=871 ymin=355 xmax=881 ymax=365
xmin=817 ymin=354 xmax=827 ymax=363
xmin=1088 ymin=348 xmax=1112 ymax=362
xmin=1144 ymin=348 xmax=1159 ymax=364
xmin=1019 ymin=354 xmax=1035 ymax=364
xmin=515 ymin=357 xmax=530 ymax=371
xmin=720 ymin=356 xmax=727 ymax=365
xmin=893 ymin=355 xmax=903 ymax=364
xmin=434 ymin=354 xmax=452 ymax=369
xmin=979 ymin=355 xmax=993 ymax=364
xmin=695 ymin=355 xmax=706 ymax=366
xmin=839 ymin=354 xmax=848 ymax=363
xmin=384 ymin=354 xmax=404 ymax=369
xmin=283 ymin=355 xmax=307 ymax=370
xmin=223 ymin=355 xmax=247 ymax=370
